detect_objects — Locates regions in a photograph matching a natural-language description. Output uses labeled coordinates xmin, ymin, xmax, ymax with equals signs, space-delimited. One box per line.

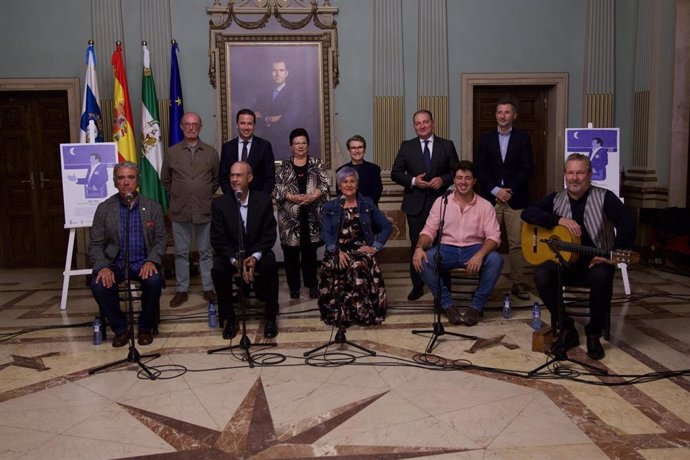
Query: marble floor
xmin=1 ymin=261 xmax=690 ymax=459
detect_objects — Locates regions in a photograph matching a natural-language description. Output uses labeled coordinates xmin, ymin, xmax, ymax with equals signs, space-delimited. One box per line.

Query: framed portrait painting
xmin=214 ymin=33 xmax=335 ymax=165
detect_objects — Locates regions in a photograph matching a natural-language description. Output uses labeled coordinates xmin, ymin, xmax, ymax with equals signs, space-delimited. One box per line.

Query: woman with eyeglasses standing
xmin=274 ymin=128 xmax=329 ymax=299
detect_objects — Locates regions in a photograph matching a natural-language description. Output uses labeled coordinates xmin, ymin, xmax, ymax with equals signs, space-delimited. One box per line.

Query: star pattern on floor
xmin=119 ymin=376 xmax=468 ymax=458
xmin=0 ymin=352 xmax=60 ymax=372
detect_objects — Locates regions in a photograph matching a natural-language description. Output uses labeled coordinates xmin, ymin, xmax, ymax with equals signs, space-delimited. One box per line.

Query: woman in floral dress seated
xmin=318 ymin=167 xmax=393 ymax=325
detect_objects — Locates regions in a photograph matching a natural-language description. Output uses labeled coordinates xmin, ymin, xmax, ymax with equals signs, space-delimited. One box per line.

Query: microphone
xmin=442 ymin=188 xmax=453 ymax=202
xmin=338 ymin=195 xmax=346 ymax=206
xmin=235 ymin=190 xmax=243 ymax=201
xmin=125 ymin=192 xmax=134 ymax=202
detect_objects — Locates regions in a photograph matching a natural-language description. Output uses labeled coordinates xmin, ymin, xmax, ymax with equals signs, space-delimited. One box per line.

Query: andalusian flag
xmin=139 ymin=43 xmax=168 ymax=212
xmin=79 ymin=41 xmax=103 ymax=143
xmin=169 ymin=40 xmax=184 ymax=147
xmin=111 ymin=42 xmax=136 ymax=163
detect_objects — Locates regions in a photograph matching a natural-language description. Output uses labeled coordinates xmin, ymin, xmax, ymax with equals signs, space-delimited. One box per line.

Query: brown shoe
xmin=444 ymin=306 xmax=462 ymax=325
xmin=511 ymin=283 xmax=531 ymax=301
xmin=138 ymin=330 xmax=154 ymax=346
xmin=203 ymin=290 xmax=217 ymax=303
xmin=461 ymin=307 xmax=480 ymax=326
xmin=170 ymin=291 xmax=188 ymax=308
xmin=112 ymin=330 xmax=131 ymax=348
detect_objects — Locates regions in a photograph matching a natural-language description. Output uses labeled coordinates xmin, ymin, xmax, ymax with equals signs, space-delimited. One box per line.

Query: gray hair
xmin=565 ymin=153 xmax=592 ymax=173
xmin=336 ymin=166 xmax=359 ymax=186
xmin=113 ymin=161 xmax=139 ymax=182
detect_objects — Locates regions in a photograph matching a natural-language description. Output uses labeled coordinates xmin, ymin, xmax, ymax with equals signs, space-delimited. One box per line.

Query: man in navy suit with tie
xmin=219 ymin=108 xmax=276 ymax=195
xmin=476 ymin=99 xmax=534 ymax=300
xmin=391 ymin=110 xmax=460 ymax=300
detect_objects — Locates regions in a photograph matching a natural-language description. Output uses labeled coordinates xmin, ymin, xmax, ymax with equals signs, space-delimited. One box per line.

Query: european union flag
xmin=169 ymin=40 xmax=184 ymax=147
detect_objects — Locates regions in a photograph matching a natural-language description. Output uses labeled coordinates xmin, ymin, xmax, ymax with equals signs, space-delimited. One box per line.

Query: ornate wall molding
xmin=207 ymin=1 xmax=338 ymax=165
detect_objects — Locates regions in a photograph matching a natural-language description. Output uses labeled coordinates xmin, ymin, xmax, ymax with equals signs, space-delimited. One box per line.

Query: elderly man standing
xmin=162 ymin=112 xmax=220 ymax=307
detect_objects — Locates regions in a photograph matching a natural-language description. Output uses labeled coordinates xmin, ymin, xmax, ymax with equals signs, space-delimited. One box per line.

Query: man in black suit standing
xmin=391 ymin=110 xmax=460 ymax=300
xmin=211 ymin=161 xmax=279 ymax=340
xmin=476 ymin=99 xmax=534 ymax=300
xmin=219 ymin=108 xmax=276 ymax=195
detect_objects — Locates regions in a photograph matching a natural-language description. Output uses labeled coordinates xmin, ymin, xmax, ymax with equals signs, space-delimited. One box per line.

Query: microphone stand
xmin=412 ymin=191 xmax=481 ymax=354
xmin=208 ymin=191 xmax=275 ymax=368
xmin=527 ymin=239 xmax=607 ymax=376
xmin=304 ymin=197 xmax=376 ymax=357
xmin=89 ymin=194 xmax=161 ymax=379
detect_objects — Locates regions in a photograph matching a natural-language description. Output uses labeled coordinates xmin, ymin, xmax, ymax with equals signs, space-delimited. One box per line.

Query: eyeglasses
xmin=181 ymin=122 xmax=200 ymax=128
xmin=349 ymin=146 xmax=365 ymax=150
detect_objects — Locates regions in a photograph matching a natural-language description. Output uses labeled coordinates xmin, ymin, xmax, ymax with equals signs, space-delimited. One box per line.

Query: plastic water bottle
xmin=502 ymin=293 xmax=512 ymax=319
xmin=93 ymin=316 xmax=102 ymax=345
xmin=208 ymin=302 xmax=218 ymax=328
xmin=531 ymin=302 xmax=541 ymax=330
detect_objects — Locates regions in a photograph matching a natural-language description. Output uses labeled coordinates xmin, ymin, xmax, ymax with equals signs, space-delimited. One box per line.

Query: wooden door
xmin=472 ymin=86 xmax=549 ymax=204
xmin=0 ymin=91 xmax=70 ymax=267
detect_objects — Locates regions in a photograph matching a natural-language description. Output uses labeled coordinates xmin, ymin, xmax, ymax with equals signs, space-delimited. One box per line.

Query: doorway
xmin=0 ymin=90 xmax=73 ymax=267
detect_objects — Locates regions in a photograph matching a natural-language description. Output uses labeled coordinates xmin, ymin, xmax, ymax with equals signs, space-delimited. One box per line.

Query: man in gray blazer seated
xmin=89 ymin=161 xmax=167 ymax=348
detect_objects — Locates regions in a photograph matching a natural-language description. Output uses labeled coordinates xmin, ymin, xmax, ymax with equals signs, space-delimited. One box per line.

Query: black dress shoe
xmin=586 ymin=334 xmax=605 ymax=360
xmin=264 ymin=318 xmax=278 ymax=339
xmin=562 ymin=327 xmax=581 ymax=351
xmin=137 ymin=330 xmax=153 ymax=346
xmin=443 ymin=306 xmax=462 ymax=325
xmin=407 ymin=286 xmax=424 ymax=301
xmin=222 ymin=318 xmax=239 ymax=340
xmin=460 ymin=307 xmax=480 ymax=326
xmin=289 ymin=290 xmax=300 ymax=299
xmin=309 ymin=287 xmax=319 ymax=299
xmin=111 ymin=330 xmax=131 ymax=348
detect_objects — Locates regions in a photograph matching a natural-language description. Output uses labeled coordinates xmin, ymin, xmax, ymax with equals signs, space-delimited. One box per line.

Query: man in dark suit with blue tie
xmin=476 ymin=99 xmax=534 ymax=300
xmin=219 ymin=108 xmax=276 ymax=195
xmin=391 ymin=110 xmax=460 ymax=300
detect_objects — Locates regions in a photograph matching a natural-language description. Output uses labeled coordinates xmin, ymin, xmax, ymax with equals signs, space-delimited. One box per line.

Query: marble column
xmin=583 ymin=0 xmax=615 ymax=128
xmin=417 ymin=0 xmax=449 ymax=138
xmin=624 ymin=0 xmax=666 ymax=208
xmin=373 ymin=0 xmax=405 ymax=171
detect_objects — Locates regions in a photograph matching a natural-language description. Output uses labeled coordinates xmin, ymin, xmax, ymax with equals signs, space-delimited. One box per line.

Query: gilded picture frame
xmin=214 ymin=33 xmax=335 ymax=165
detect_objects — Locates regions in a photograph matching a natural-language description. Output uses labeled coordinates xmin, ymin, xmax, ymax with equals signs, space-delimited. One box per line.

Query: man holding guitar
xmin=521 ymin=153 xmax=635 ymax=360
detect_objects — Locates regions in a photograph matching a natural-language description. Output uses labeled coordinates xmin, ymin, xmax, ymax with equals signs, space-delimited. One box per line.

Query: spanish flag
xmin=111 ymin=42 xmax=136 ymax=163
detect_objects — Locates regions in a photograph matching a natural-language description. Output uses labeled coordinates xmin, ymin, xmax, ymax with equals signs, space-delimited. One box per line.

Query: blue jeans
xmin=90 ymin=266 xmax=163 ymax=335
xmin=419 ymin=244 xmax=503 ymax=312
xmin=172 ymin=221 xmax=214 ymax=292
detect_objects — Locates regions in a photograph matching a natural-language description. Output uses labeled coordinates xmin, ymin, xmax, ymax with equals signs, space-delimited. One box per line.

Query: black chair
xmin=447 ymin=268 xmax=483 ymax=317
xmin=553 ymin=284 xmax=611 ymax=341
xmin=99 ymin=281 xmax=160 ymax=340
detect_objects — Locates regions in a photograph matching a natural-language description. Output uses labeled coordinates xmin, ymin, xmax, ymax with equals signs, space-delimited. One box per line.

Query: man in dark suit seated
xmin=391 ymin=109 xmax=460 ymax=301
xmin=89 ymin=161 xmax=166 ymax=347
xmin=219 ymin=108 xmax=276 ymax=195
xmin=211 ymin=161 xmax=280 ymax=340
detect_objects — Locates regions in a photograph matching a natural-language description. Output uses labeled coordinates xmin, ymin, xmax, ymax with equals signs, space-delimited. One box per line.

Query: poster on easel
xmin=59 ymin=142 xmax=117 ymax=228
xmin=565 ymin=127 xmax=620 ymax=196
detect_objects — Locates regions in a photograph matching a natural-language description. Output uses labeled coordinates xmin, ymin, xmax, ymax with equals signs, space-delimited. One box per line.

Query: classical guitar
xmin=521 ymin=223 xmax=640 ymax=266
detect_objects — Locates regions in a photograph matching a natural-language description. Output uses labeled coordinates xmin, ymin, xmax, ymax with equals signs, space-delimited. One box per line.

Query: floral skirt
xmin=318 ymin=250 xmax=387 ymax=326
